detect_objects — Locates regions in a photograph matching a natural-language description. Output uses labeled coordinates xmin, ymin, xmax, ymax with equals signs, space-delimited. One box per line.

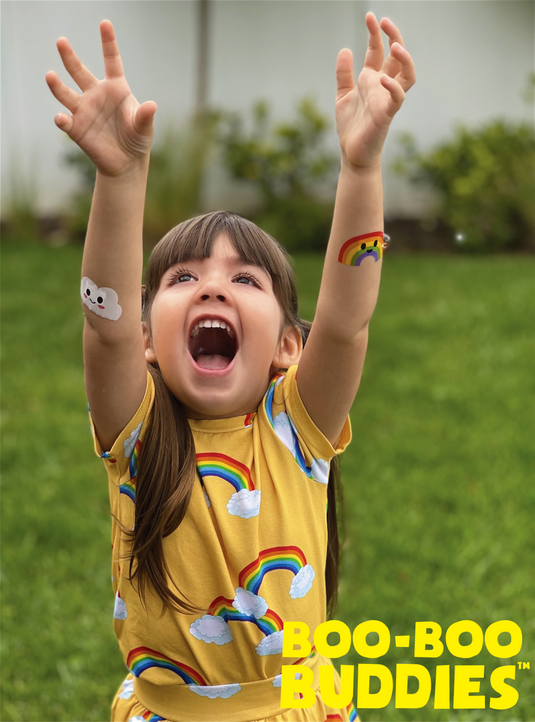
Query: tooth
xmin=211 ymin=320 xmax=221 ymax=328
xmin=202 ymin=320 xmax=212 ymax=328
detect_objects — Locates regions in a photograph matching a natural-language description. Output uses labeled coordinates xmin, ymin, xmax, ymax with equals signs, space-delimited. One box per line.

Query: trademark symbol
xmin=517 ymin=661 xmax=530 ymax=670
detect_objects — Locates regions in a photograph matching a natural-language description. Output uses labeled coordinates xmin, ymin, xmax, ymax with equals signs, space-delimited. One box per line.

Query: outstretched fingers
xmin=45 ymin=70 xmax=80 ymax=113
xmin=56 ymin=37 xmax=97 ymax=92
xmin=380 ymin=18 xmax=415 ymax=91
xmin=363 ymin=12 xmax=384 ymax=72
xmin=100 ymin=20 xmax=125 ymax=80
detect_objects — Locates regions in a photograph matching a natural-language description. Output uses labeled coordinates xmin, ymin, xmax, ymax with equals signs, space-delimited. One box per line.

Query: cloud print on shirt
xmin=255 ymin=630 xmax=283 ymax=656
xmin=113 ymin=592 xmax=127 ymax=620
xmin=118 ymin=677 xmax=134 ymax=699
xmin=123 ymin=422 xmax=143 ymax=459
xmin=189 ymin=683 xmax=241 ymax=699
xmin=190 ymin=614 xmax=233 ymax=645
xmin=273 ymin=412 xmax=296 ymax=454
xmin=227 ymin=489 xmax=261 ymax=518
xmin=232 ymin=587 xmax=268 ymax=619
xmin=289 ymin=564 xmax=315 ymax=599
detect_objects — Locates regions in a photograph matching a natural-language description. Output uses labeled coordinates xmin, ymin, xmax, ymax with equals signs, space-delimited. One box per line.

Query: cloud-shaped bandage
xmin=81 ymin=277 xmax=122 ymax=321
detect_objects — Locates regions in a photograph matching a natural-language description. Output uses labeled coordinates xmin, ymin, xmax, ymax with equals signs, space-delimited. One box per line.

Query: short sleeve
xmin=88 ymin=370 xmax=155 ymax=486
xmin=263 ymin=365 xmax=351 ymax=485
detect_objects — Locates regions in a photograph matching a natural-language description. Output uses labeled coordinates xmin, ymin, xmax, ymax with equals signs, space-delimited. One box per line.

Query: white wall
xmin=2 ymin=0 xmax=533 ymax=220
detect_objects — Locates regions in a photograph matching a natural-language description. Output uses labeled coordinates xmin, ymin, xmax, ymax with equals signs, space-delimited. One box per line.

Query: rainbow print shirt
xmin=90 ymin=365 xmax=353 ymax=721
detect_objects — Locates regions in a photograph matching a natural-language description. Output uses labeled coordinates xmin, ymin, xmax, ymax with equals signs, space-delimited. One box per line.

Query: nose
xmin=196 ymin=270 xmax=229 ymax=303
xmin=201 ymin=291 xmax=226 ymax=302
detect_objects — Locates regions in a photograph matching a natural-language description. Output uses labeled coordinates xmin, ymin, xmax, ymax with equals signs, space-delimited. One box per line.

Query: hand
xmin=45 ymin=20 xmax=157 ymax=177
xmin=335 ymin=13 xmax=415 ymax=171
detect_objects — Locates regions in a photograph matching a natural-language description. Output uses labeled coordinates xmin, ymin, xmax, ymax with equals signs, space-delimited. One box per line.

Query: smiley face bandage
xmin=338 ymin=232 xmax=388 ymax=266
xmin=81 ymin=277 xmax=122 ymax=320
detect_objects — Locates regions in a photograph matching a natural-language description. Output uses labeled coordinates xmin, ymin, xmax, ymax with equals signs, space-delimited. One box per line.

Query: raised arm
xmin=296 ymin=13 xmax=415 ymax=445
xmin=46 ymin=21 xmax=157 ymax=451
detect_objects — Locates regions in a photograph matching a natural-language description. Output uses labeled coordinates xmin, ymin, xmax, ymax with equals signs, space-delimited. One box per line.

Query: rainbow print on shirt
xmin=197 ymin=452 xmax=260 ymax=518
xmin=127 ymin=647 xmax=242 ymax=700
xmin=119 ymin=423 xmax=143 ymax=503
xmin=338 ymin=232 xmax=384 ymax=266
xmin=189 ymin=546 xmax=315 ymax=657
xmin=238 ymin=546 xmax=314 ymax=598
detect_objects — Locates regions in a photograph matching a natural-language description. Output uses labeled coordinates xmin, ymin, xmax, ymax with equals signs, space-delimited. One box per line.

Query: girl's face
xmin=144 ymin=234 xmax=302 ymax=419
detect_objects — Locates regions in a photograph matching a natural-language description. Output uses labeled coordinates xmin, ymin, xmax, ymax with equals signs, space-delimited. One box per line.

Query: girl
xmin=46 ymin=13 xmax=414 ymax=722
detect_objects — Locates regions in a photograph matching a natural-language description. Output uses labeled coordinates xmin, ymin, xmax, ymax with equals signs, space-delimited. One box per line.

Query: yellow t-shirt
xmin=91 ymin=365 xmax=352 ymax=721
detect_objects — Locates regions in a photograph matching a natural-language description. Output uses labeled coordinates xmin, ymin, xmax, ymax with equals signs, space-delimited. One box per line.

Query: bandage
xmin=338 ymin=232 xmax=389 ymax=266
xmin=81 ymin=277 xmax=122 ymax=320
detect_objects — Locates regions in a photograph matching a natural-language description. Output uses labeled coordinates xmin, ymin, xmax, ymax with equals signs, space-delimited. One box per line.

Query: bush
xmin=218 ymin=97 xmax=338 ymax=252
xmin=394 ymin=119 xmax=535 ymax=253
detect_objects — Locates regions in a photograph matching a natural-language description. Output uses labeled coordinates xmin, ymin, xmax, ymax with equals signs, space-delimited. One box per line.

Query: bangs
xmin=144 ymin=211 xmax=298 ymax=323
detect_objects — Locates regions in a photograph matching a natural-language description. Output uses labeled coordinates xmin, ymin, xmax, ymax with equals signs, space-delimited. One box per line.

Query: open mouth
xmin=188 ymin=320 xmax=238 ymax=371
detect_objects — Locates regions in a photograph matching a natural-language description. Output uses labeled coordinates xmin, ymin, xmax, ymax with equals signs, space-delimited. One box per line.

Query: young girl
xmin=46 ymin=14 xmax=414 ymax=722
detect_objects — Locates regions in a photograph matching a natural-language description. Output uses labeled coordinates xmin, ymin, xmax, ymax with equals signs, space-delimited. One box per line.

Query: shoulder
xmin=261 ymin=365 xmax=352 ymax=465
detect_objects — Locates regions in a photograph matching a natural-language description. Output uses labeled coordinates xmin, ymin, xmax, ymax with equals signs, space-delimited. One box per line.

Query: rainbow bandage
xmin=338 ymin=232 xmax=384 ymax=266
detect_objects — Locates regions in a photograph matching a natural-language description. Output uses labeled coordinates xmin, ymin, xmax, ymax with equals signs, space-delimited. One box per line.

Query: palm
xmin=46 ymin=21 xmax=156 ymax=177
xmin=335 ymin=14 xmax=415 ymax=169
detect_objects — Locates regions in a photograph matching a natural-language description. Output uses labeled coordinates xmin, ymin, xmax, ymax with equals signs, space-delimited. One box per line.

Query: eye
xmin=169 ymin=268 xmax=196 ymax=284
xmin=234 ymin=272 xmax=260 ymax=287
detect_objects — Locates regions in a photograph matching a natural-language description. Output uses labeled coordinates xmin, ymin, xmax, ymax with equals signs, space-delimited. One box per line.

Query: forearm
xmin=81 ymin=159 xmax=150 ymax=341
xmin=314 ymin=160 xmax=383 ymax=340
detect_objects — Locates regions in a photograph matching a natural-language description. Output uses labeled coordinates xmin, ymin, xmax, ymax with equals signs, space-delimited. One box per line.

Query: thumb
xmin=134 ymin=101 xmax=157 ymax=135
xmin=54 ymin=113 xmax=74 ymax=134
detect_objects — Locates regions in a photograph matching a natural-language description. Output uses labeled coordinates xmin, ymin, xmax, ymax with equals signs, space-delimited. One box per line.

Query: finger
xmin=45 ymin=70 xmax=81 ymax=113
xmin=100 ymin=20 xmax=125 ymax=80
xmin=380 ymin=74 xmax=406 ymax=118
xmin=390 ymin=43 xmax=416 ymax=92
xmin=54 ymin=112 xmax=74 ymax=134
xmin=134 ymin=101 xmax=157 ymax=135
xmin=56 ymin=37 xmax=97 ymax=91
xmin=335 ymin=49 xmax=355 ymax=101
xmin=380 ymin=17 xmax=405 ymax=78
xmin=380 ymin=17 xmax=406 ymax=49
xmin=363 ymin=12 xmax=384 ymax=72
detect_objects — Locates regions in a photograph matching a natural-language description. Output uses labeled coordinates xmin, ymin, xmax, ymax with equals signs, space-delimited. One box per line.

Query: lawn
xmin=2 ymin=239 xmax=534 ymax=721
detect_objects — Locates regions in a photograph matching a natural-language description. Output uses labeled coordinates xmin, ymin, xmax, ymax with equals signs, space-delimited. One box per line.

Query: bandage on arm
xmin=82 ymin=163 xmax=150 ymax=452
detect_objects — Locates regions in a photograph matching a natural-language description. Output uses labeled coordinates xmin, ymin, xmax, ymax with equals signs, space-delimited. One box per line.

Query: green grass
xmin=2 ymin=241 xmax=534 ymax=721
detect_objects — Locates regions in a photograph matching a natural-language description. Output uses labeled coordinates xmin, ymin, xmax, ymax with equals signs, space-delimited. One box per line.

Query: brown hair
xmin=129 ymin=210 xmax=343 ymax=618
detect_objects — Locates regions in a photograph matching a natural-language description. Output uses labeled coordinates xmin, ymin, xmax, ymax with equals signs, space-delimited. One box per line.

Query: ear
xmin=142 ymin=321 xmax=158 ymax=364
xmin=272 ymin=325 xmax=303 ymax=370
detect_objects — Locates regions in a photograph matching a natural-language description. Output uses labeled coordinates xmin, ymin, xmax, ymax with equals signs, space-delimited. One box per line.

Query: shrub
xmin=394 ymin=120 xmax=535 ymax=253
xmin=218 ymin=97 xmax=338 ymax=252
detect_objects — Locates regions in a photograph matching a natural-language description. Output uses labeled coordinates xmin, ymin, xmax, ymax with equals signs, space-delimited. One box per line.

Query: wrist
xmin=97 ymin=154 xmax=151 ymax=184
xmin=340 ymin=154 xmax=382 ymax=177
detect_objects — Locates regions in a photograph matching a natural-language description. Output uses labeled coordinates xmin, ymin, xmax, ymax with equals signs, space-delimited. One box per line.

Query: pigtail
xmin=126 ymin=362 xmax=202 ymax=616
